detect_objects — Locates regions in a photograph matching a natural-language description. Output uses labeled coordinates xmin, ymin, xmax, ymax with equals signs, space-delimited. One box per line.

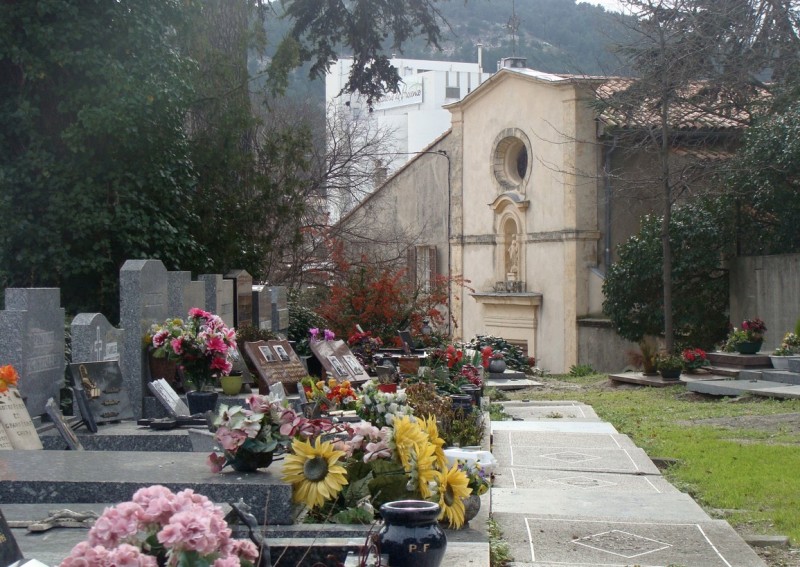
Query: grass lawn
xmin=502 ymin=374 xmax=800 ymax=543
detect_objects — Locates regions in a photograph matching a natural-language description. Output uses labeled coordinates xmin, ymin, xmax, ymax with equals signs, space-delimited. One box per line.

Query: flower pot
xmin=462 ymin=494 xmax=481 ymax=526
xmin=659 ymin=369 xmax=682 ymax=380
xmin=377 ymin=383 xmax=398 ymax=394
xmin=147 ymin=350 xmax=179 ymax=388
xmin=459 ymin=384 xmax=481 ymax=406
xmin=398 ymin=356 xmax=420 ymax=375
xmin=219 ymin=374 xmax=243 ymax=395
xmin=769 ymin=355 xmax=800 ymax=370
xmin=226 ymin=449 xmax=274 ymax=473
xmin=736 ymin=341 xmax=763 ymax=355
xmin=378 ymin=500 xmax=447 ymax=567
xmin=450 ymin=394 xmax=473 ymax=414
xmin=487 ymin=359 xmax=506 ymax=374
xmin=186 ymin=390 xmax=218 ymax=415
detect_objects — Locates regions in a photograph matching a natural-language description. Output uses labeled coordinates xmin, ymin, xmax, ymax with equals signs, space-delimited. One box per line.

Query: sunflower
xmin=419 ymin=415 xmax=448 ymax=471
xmin=390 ymin=415 xmax=428 ymax=470
xmin=282 ymin=437 xmax=348 ymax=509
xmin=436 ymin=463 xmax=472 ymax=528
xmin=406 ymin=441 xmax=439 ymax=498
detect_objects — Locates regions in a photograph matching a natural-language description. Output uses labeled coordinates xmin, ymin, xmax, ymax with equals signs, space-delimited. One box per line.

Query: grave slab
xmin=39 ymin=421 xmax=196 ymax=452
xmin=489 ymin=444 xmax=660 ymax=475
xmin=491 ymin=420 xmax=618 ymax=434
xmin=687 ymin=379 xmax=800 ymax=399
xmin=498 ymin=403 xmax=601 ymax=421
xmin=492 ymin=467 xmax=680 ymax=493
xmin=492 ymin=515 xmax=766 ymax=566
xmin=484 ymin=377 xmax=542 ymax=391
xmin=760 ymin=370 xmax=800 ymax=385
xmin=491 ymin=430 xmax=636 ymax=449
xmin=0 ymin=450 xmax=293 ymax=524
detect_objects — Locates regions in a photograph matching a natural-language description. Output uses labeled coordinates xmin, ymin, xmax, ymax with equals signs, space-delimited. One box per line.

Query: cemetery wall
xmin=729 ymin=253 xmax=800 ymax=349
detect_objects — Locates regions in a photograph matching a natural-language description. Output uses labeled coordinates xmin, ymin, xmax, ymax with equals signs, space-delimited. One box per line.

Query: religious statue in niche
xmin=506 ymin=234 xmax=520 ymax=279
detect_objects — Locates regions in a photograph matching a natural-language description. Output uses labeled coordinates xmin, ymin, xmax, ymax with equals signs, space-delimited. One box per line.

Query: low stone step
xmin=707 ymin=365 xmax=744 ymax=378
xmin=707 ymin=351 xmax=772 ymax=368
xmin=760 ymin=370 xmax=800 ymax=385
xmin=687 ymin=379 xmax=800 ymax=399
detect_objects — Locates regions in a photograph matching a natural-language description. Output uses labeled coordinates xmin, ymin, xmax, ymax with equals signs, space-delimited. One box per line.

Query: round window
xmin=493 ymin=135 xmax=529 ymax=189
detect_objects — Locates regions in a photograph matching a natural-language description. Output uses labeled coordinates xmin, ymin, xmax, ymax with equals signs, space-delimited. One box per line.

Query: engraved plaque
xmin=0 ymin=387 xmax=43 ymax=449
xmin=68 ymin=362 xmax=134 ymax=424
xmin=243 ymin=340 xmax=307 ymax=395
xmin=309 ymin=340 xmax=368 ymax=382
xmin=147 ymin=379 xmax=191 ymax=417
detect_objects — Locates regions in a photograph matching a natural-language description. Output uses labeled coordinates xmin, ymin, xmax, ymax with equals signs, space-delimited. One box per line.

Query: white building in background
xmin=325 ymin=54 xmax=491 ymax=218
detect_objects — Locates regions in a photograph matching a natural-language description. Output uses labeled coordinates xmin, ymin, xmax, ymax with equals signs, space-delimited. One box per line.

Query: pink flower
xmin=309 ymin=328 xmax=320 ymax=340
xmin=188 ymin=307 xmax=211 ymax=319
xmin=324 ymin=329 xmax=335 ymax=341
xmin=88 ymin=503 xmax=141 ymax=548
xmin=106 ymin=544 xmax=158 ymax=567
xmin=60 ymin=541 xmax=110 ymax=567
xmin=157 ymin=508 xmax=221 ymax=555
xmin=364 ymin=439 xmax=391 ymax=461
xmin=132 ymin=485 xmax=178 ymax=525
xmin=229 ymin=538 xmax=259 ymax=561
xmin=206 ymin=336 xmax=228 ymax=354
xmin=247 ymin=394 xmax=273 ymax=414
xmin=152 ymin=329 xmax=170 ymax=349
xmin=170 ymin=338 xmax=184 ymax=356
xmin=212 ymin=557 xmax=240 ymax=567
xmin=215 ymin=426 xmax=247 ymax=451
xmin=210 ymin=356 xmax=232 ymax=374
xmin=208 ymin=452 xmax=227 ymax=473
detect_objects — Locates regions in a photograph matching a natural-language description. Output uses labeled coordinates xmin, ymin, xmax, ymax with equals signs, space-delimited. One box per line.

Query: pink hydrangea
xmin=132 ymin=485 xmax=178 ymax=525
xmin=106 ymin=544 xmax=158 ymax=567
xmin=61 ymin=541 xmax=110 ymax=567
xmin=228 ymin=538 xmax=259 ymax=561
xmin=87 ymin=502 xmax=141 ymax=548
xmin=157 ymin=508 xmax=220 ymax=555
xmin=212 ymin=557 xmax=241 ymax=567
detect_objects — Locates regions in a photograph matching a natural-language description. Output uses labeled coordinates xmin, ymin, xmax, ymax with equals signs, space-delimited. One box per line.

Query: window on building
xmin=407 ymin=246 xmax=438 ymax=292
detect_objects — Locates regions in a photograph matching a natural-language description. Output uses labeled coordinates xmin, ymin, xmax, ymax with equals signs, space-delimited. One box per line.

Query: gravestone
xmin=251 ymin=286 xmax=273 ymax=331
xmin=147 ymin=379 xmax=191 ymax=417
xmin=70 ymin=313 xmax=123 ymax=364
xmin=0 ymin=388 xmax=43 ymax=450
xmin=243 ymin=340 xmax=306 ymax=394
xmin=199 ymin=274 xmax=234 ymax=328
xmin=0 ymin=288 xmax=65 ymax=418
xmin=44 ymin=398 xmax=84 ymax=450
xmin=269 ymin=286 xmax=288 ymax=335
xmin=309 ymin=340 xmax=367 ymax=382
xmin=69 ymin=385 xmax=98 ymax=433
xmin=120 ymin=259 xmax=169 ymax=419
xmin=0 ymin=509 xmax=24 ymax=567
xmin=168 ymin=271 xmax=205 ymax=318
xmin=225 ymin=269 xmax=253 ymax=328
xmin=68 ymin=362 xmax=134 ymax=424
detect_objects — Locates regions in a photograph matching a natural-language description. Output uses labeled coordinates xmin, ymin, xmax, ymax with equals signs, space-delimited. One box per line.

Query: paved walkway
xmin=489 ymin=400 xmax=767 ymax=567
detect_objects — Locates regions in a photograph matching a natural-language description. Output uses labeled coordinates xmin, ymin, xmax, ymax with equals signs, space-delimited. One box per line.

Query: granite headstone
xmin=309 ymin=340 xmax=366 ymax=382
xmin=120 ymin=259 xmax=169 ymax=420
xmin=243 ymin=340 xmax=306 ymax=394
xmin=199 ymin=274 xmax=234 ymax=328
xmin=70 ymin=313 xmax=123 ymax=364
xmin=0 ymin=288 xmax=65 ymax=417
xmin=269 ymin=286 xmax=289 ymax=335
xmin=224 ymin=269 xmax=253 ymax=328
xmin=251 ymin=285 xmax=273 ymax=332
xmin=167 ymin=271 xmax=205 ymax=318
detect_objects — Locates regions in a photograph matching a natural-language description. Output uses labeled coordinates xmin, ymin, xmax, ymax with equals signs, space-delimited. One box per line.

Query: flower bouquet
xmin=301 ymin=378 xmax=359 ymax=413
xmin=681 ymin=347 xmax=710 ymax=372
xmin=207 ymin=394 xmax=293 ymax=473
xmin=0 ymin=364 xmax=19 ymax=394
xmin=723 ymin=318 xmax=767 ymax=354
xmin=356 ymin=380 xmax=413 ymax=428
xmin=348 ymin=331 xmax=383 ymax=373
xmin=60 ymin=485 xmax=258 ymax=567
xmin=148 ymin=308 xmax=236 ymax=391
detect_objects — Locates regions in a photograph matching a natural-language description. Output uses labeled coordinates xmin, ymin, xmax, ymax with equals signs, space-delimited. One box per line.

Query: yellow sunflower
xmin=282 ymin=437 xmax=348 ymax=509
xmin=406 ymin=441 xmax=439 ymax=498
xmin=436 ymin=463 xmax=472 ymax=528
xmin=419 ymin=415 xmax=448 ymax=471
xmin=391 ymin=415 xmax=428 ymax=470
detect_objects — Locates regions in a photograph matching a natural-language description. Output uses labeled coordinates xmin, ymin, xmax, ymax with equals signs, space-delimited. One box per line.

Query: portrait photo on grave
xmin=328 ymin=356 xmax=348 ymax=378
xmin=258 ymin=345 xmax=276 ymax=363
xmin=273 ymin=344 xmax=290 ymax=362
xmin=342 ymin=355 xmax=365 ymax=375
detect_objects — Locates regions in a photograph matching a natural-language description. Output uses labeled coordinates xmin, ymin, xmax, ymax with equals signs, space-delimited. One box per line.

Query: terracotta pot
xmin=377 ymin=383 xmax=398 ymax=393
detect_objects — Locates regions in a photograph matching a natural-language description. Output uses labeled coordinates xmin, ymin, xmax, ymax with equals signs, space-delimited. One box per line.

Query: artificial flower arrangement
xmin=301 ymin=377 xmax=359 ymax=412
xmin=0 ymin=364 xmax=19 ymax=394
xmin=681 ymin=347 xmax=710 ymax=372
xmin=147 ymin=308 xmax=237 ymax=391
xmin=281 ymin=414 xmax=474 ymax=528
xmin=207 ymin=394 xmax=295 ymax=473
xmin=347 ymin=331 xmax=383 ymax=373
xmin=309 ymin=327 xmax=335 ymax=342
xmin=723 ymin=318 xmax=767 ymax=352
xmin=355 ymin=379 xmax=414 ymax=428
xmin=457 ymin=460 xmax=491 ymax=496
xmin=59 ymin=485 xmax=259 ymax=567
xmin=773 ymin=332 xmax=800 ymax=356
xmin=654 ymin=352 xmax=683 ymax=372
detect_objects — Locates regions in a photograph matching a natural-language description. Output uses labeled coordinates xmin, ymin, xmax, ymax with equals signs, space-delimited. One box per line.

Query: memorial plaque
xmin=68 ymin=362 xmax=134 ymax=424
xmin=0 ymin=508 xmax=24 ymax=567
xmin=147 ymin=379 xmax=191 ymax=417
xmin=44 ymin=398 xmax=84 ymax=450
xmin=243 ymin=340 xmax=306 ymax=395
xmin=0 ymin=388 xmax=43 ymax=450
xmin=309 ymin=340 xmax=367 ymax=382
xmin=225 ymin=269 xmax=253 ymax=328
xmin=0 ymin=424 xmax=12 ymax=450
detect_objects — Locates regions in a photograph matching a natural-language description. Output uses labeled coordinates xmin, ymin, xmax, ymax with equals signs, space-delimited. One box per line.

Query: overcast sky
xmin=581 ymin=0 xmax=624 ymax=12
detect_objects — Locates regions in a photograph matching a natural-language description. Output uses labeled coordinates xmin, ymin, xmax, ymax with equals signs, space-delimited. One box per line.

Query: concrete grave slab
xmin=0 ymin=450 xmax=293 ymax=524
xmin=498 ymin=404 xmax=601 ymax=421
xmin=484 ymin=377 xmax=542 ymax=390
xmin=492 ymin=467 xmax=679 ymax=493
xmin=491 ymin=420 xmax=618 ymax=434
xmin=687 ymin=379 xmax=800 ymax=399
xmin=493 ymin=515 xmax=766 ymax=566
xmin=489 ymin=444 xmax=660 ymax=475
xmin=490 ymin=430 xmax=635 ymax=449
xmin=39 ymin=421 xmax=196 ymax=452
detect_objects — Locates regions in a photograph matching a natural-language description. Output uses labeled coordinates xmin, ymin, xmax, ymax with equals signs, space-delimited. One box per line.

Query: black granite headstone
xmin=68 ymin=362 xmax=133 ymax=424
xmin=0 ymin=508 xmax=24 ymax=567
